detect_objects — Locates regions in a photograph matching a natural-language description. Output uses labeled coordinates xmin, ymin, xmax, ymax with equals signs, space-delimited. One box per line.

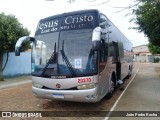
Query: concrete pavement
xmin=0 ymin=76 xmax=31 ymax=89
xmin=107 ymin=63 xmax=160 ymax=120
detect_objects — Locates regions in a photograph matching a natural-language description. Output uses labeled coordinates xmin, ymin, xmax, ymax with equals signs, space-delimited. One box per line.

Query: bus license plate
xmin=53 ymin=94 xmax=64 ymax=99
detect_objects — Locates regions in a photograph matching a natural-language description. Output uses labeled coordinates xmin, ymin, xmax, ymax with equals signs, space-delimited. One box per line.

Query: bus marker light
xmin=86 ymin=94 xmax=97 ymax=99
xmin=77 ymin=83 xmax=97 ymax=90
xmin=32 ymin=83 xmax=43 ymax=88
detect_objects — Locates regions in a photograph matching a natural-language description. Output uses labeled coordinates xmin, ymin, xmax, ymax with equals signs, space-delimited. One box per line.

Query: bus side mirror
xmin=92 ymin=27 xmax=101 ymax=51
xmin=15 ymin=36 xmax=35 ymax=56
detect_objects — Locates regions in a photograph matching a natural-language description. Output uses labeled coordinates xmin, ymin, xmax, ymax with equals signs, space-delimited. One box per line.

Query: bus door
xmin=112 ymin=41 xmax=121 ymax=80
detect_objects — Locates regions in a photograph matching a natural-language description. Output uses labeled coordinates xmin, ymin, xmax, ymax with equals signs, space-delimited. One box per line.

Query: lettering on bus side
xmin=61 ymin=14 xmax=94 ymax=31
xmin=38 ymin=20 xmax=59 ymax=30
xmin=64 ymin=15 xmax=94 ymax=25
xmin=78 ymin=78 xmax=92 ymax=83
xmin=36 ymin=20 xmax=59 ymax=34
xmin=35 ymin=13 xmax=96 ymax=35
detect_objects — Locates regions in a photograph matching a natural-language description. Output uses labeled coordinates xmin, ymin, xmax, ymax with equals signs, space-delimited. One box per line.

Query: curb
xmin=0 ymin=80 xmax=32 ymax=89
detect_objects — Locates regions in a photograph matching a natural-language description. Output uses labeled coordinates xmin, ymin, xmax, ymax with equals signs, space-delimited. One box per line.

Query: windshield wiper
xmin=86 ymin=49 xmax=93 ymax=70
xmin=41 ymin=43 xmax=57 ymax=76
xmin=60 ymin=40 xmax=76 ymax=76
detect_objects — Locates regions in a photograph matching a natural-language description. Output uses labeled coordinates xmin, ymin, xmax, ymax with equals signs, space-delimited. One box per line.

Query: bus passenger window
xmin=100 ymin=39 xmax=106 ymax=62
xmin=108 ymin=42 xmax=119 ymax=63
xmin=99 ymin=39 xmax=108 ymax=73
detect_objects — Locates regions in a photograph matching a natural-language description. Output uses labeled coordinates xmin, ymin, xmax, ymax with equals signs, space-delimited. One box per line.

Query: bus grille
xmin=42 ymin=86 xmax=78 ymax=90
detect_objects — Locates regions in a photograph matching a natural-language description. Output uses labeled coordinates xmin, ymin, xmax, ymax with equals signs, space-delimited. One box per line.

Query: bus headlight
xmin=77 ymin=83 xmax=97 ymax=90
xmin=32 ymin=82 xmax=43 ymax=88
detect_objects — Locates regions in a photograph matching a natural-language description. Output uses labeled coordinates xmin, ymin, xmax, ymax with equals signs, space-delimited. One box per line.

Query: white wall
xmin=3 ymin=52 xmax=31 ymax=77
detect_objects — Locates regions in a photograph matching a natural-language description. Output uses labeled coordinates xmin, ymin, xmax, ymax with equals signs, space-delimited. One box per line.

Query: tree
xmin=131 ymin=0 xmax=160 ymax=47
xmin=0 ymin=13 xmax=30 ymax=81
xmin=148 ymin=43 xmax=160 ymax=54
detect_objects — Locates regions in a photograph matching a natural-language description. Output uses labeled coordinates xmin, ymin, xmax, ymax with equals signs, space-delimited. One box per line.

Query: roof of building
xmin=133 ymin=45 xmax=148 ymax=48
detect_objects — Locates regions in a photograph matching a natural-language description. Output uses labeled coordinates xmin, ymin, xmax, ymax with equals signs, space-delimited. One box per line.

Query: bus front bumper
xmin=32 ymin=86 xmax=100 ymax=102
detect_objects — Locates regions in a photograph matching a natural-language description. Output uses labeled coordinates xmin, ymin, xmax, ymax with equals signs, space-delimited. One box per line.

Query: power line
xmin=45 ymin=0 xmax=75 ymax=4
xmin=86 ymin=0 xmax=137 ymax=13
xmin=88 ymin=0 xmax=111 ymax=6
xmin=85 ymin=0 xmax=97 ymax=2
xmin=106 ymin=4 xmax=130 ymax=9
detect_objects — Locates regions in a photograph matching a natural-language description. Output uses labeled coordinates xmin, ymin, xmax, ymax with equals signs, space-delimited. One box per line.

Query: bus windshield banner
xmin=35 ymin=13 xmax=97 ymax=35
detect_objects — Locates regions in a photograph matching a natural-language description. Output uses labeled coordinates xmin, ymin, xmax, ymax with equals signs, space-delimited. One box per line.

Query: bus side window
xmin=108 ymin=43 xmax=114 ymax=61
xmin=100 ymin=39 xmax=105 ymax=62
xmin=99 ymin=39 xmax=108 ymax=61
xmin=99 ymin=39 xmax=108 ymax=73
xmin=99 ymin=14 xmax=109 ymax=73
xmin=109 ymin=42 xmax=119 ymax=63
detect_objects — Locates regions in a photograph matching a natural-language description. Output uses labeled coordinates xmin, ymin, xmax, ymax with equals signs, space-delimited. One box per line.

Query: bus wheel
xmin=107 ymin=73 xmax=116 ymax=99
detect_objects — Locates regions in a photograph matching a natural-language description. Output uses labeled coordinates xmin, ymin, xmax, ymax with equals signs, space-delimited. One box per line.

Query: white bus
xmin=15 ymin=9 xmax=133 ymax=102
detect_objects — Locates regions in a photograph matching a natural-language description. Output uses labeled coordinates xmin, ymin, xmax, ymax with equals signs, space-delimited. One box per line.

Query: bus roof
xmin=40 ymin=9 xmax=99 ymax=21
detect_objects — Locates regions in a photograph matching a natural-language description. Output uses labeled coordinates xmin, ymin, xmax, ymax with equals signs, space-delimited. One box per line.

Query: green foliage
xmin=0 ymin=13 xmax=30 ymax=52
xmin=148 ymin=43 xmax=160 ymax=54
xmin=154 ymin=57 xmax=160 ymax=63
xmin=131 ymin=0 xmax=160 ymax=46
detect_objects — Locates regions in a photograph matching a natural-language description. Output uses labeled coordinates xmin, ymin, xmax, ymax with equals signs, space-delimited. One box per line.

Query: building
xmin=133 ymin=45 xmax=154 ymax=62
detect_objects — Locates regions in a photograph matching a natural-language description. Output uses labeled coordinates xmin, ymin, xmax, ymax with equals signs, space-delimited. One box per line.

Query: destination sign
xmin=35 ymin=13 xmax=97 ymax=35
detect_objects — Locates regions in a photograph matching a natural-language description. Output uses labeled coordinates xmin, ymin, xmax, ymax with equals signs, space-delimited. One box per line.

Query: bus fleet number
xmin=78 ymin=78 xmax=91 ymax=83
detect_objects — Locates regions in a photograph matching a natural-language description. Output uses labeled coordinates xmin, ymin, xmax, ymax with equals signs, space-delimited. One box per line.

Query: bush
xmin=154 ymin=58 xmax=160 ymax=63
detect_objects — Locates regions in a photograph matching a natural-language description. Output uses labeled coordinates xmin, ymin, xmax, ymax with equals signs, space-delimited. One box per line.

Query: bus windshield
xmin=58 ymin=29 xmax=97 ymax=76
xmin=31 ymin=32 xmax=59 ymax=77
xmin=31 ymin=29 xmax=98 ymax=77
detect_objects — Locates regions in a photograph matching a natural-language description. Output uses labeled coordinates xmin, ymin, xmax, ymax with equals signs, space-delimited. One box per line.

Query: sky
xmin=0 ymin=0 xmax=149 ymax=47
